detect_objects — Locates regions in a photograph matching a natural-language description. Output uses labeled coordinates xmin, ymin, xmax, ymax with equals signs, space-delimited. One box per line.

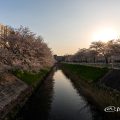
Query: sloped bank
xmin=61 ymin=63 xmax=120 ymax=119
xmin=1 ymin=67 xmax=53 ymax=120
xmin=0 ymin=72 xmax=31 ymax=120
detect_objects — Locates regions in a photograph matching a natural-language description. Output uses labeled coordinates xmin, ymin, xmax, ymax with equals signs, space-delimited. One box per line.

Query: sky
xmin=1 ymin=0 xmax=120 ymax=55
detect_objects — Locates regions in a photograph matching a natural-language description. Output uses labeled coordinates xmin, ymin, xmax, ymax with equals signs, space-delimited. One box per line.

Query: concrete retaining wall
xmin=0 ymin=73 xmax=31 ymax=119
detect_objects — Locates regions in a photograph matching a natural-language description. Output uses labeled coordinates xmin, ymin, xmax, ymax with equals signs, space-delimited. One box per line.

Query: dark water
xmin=15 ymin=68 xmax=106 ymax=120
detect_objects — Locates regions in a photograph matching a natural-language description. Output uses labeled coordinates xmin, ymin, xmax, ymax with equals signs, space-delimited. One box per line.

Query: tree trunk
xmin=93 ymin=57 xmax=96 ymax=63
xmin=105 ymin=56 xmax=108 ymax=64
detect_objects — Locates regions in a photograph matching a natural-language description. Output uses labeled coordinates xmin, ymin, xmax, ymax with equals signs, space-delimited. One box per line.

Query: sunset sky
xmin=1 ymin=0 xmax=120 ymax=55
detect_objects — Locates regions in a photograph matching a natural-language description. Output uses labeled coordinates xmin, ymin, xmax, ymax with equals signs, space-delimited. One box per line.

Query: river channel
xmin=15 ymin=67 xmax=106 ymax=120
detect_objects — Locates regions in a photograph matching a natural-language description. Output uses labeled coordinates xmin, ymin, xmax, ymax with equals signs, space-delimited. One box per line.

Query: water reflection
xmin=61 ymin=67 xmax=118 ymax=120
xmin=49 ymin=70 xmax=92 ymax=120
xmin=15 ymin=67 xmax=110 ymax=120
xmin=15 ymin=69 xmax=55 ymax=120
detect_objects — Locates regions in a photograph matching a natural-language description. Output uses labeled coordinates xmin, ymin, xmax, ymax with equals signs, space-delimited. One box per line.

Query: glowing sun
xmin=93 ymin=28 xmax=118 ymax=42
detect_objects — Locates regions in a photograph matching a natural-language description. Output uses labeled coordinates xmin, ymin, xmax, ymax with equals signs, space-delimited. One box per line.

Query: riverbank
xmin=1 ymin=67 xmax=53 ymax=120
xmin=14 ymin=66 xmax=56 ymax=120
xmin=0 ymin=72 xmax=30 ymax=120
xmin=61 ymin=63 xmax=109 ymax=82
xmin=61 ymin=63 xmax=120 ymax=119
xmin=12 ymin=68 xmax=50 ymax=88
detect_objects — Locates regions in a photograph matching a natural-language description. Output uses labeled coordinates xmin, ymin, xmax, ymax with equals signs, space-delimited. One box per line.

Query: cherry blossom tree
xmin=0 ymin=26 xmax=54 ymax=72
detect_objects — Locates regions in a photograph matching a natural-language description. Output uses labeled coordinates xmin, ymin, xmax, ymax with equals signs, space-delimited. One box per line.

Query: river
xmin=15 ymin=67 xmax=105 ymax=120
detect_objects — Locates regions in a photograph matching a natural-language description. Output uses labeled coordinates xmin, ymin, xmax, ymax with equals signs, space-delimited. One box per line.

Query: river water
xmin=15 ymin=68 xmax=105 ymax=120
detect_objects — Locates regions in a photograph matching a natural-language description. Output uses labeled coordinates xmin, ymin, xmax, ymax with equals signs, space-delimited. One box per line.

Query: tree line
xmin=64 ymin=39 xmax=120 ymax=64
xmin=0 ymin=26 xmax=54 ymax=72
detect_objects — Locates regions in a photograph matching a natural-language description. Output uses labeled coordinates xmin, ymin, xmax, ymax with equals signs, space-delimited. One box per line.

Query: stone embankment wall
xmin=0 ymin=72 xmax=31 ymax=120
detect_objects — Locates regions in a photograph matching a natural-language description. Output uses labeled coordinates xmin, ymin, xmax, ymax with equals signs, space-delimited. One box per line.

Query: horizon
xmin=1 ymin=1 xmax=120 ymax=119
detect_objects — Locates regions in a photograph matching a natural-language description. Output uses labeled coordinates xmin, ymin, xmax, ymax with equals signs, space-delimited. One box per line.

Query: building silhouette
xmin=0 ymin=24 xmax=12 ymax=39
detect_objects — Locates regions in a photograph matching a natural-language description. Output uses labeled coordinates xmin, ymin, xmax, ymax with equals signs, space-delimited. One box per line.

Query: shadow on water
xmin=61 ymin=66 xmax=120 ymax=120
xmin=15 ymin=68 xmax=56 ymax=120
xmin=61 ymin=68 xmax=105 ymax=120
xmin=14 ymin=66 xmax=117 ymax=120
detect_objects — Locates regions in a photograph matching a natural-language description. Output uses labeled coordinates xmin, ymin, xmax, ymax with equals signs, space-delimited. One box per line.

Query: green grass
xmin=12 ymin=68 xmax=49 ymax=88
xmin=61 ymin=63 xmax=120 ymax=117
xmin=62 ymin=63 xmax=109 ymax=82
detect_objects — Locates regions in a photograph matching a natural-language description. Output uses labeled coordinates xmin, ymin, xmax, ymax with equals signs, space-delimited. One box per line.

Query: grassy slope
xmin=12 ymin=69 xmax=49 ymax=88
xmin=61 ymin=63 xmax=120 ymax=117
xmin=62 ymin=63 xmax=108 ymax=82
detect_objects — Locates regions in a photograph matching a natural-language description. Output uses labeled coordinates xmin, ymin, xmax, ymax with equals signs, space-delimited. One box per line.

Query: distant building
xmin=0 ymin=24 xmax=12 ymax=39
xmin=54 ymin=55 xmax=65 ymax=62
xmin=64 ymin=55 xmax=72 ymax=62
